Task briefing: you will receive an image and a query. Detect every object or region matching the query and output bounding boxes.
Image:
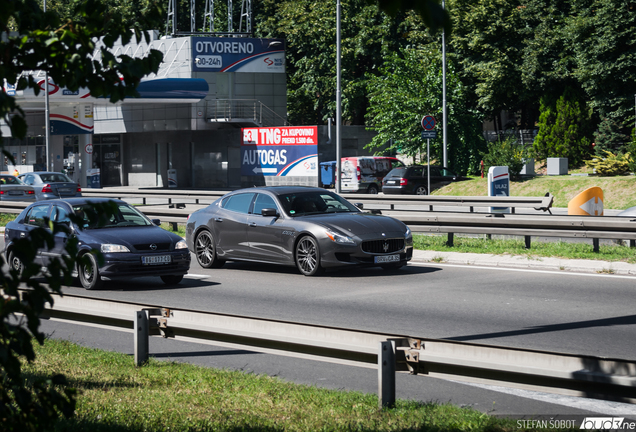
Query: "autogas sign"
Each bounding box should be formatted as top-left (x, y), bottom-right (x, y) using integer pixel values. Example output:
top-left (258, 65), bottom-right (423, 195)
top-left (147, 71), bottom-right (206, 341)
top-left (241, 126), bottom-right (317, 176)
top-left (192, 37), bottom-right (285, 73)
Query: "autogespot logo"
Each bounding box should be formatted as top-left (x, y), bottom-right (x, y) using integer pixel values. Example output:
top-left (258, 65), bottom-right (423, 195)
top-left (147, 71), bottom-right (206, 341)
top-left (580, 418), bottom-right (633, 430)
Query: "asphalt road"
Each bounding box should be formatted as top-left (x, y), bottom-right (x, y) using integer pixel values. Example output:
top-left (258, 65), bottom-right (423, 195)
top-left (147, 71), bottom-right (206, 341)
top-left (18, 249), bottom-right (636, 419)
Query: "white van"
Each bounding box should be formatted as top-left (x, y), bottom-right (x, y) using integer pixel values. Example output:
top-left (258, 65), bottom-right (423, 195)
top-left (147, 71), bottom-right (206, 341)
top-left (340, 156), bottom-right (404, 194)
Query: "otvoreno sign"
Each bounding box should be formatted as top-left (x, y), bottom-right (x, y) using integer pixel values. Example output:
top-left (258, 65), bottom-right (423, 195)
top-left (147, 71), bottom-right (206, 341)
top-left (241, 126), bottom-right (318, 177)
top-left (192, 37), bottom-right (285, 73)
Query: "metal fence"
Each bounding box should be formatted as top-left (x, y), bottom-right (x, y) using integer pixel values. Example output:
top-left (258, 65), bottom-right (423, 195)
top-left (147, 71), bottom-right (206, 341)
top-left (36, 291), bottom-right (636, 408)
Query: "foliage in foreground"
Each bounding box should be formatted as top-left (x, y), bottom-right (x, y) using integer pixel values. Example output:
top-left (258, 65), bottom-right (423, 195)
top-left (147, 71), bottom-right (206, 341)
top-left (23, 338), bottom-right (539, 432)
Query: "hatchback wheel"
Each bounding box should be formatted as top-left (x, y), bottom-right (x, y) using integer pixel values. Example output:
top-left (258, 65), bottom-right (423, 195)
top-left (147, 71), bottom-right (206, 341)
top-left (78, 253), bottom-right (103, 290)
top-left (195, 230), bottom-right (225, 268)
top-left (415, 185), bottom-right (428, 195)
top-left (295, 235), bottom-right (323, 276)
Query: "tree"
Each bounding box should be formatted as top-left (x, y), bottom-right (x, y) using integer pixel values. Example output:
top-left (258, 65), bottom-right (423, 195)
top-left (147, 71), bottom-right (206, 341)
top-left (364, 47), bottom-right (486, 175)
top-left (255, 0), bottom-right (449, 126)
top-left (532, 86), bottom-right (592, 167)
top-left (1, 1), bottom-right (163, 429)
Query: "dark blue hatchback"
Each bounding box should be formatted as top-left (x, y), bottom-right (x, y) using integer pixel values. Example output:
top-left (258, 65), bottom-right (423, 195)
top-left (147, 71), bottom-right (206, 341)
top-left (4, 198), bottom-right (190, 289)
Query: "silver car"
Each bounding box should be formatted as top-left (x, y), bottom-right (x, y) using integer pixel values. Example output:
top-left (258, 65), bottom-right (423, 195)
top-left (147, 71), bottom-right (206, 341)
top-left (18, 171), bottom-right (82, 201)
top-left (0, 174), bottom-right (36, 202)
top-left (185, 186), bottom-right (413, 276)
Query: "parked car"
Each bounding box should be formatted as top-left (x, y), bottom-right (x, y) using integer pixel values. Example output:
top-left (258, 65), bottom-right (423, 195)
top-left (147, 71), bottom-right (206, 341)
top-left (186, 186), bottom-right (413, 275)
top-left (340, 156), bottom-right (404, 194)
top-left (17, 171), bottom-right (81, 200)
top-left (0, 174), bottom-right (36, 202)
top-left (4, 198), bottom-right (190, 289)
top-left (382, 165), bottom-right (459, 195)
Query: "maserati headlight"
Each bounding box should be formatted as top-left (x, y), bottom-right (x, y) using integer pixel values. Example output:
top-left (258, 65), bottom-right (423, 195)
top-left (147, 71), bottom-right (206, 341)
top-left (101, 244), bottom-right (130, 253)
top-left (326, 230), bottom-right (355, 244)
top-left (175, 239), bottom-right (188, 250)
top-left (405, 226), bottom-right (412, 240)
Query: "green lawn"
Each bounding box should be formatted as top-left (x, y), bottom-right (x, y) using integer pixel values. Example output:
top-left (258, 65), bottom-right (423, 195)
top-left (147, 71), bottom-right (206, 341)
top-left (23, 338), bottom-right (558, 432)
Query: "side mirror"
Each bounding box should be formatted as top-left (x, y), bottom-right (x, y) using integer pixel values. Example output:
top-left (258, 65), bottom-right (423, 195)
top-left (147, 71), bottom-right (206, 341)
top-left (261, 208), bottom-right (279, 217)
top-left (151, 219), bottom-right (161, 226)
top-left (355, 203), bottom-right (364, 209)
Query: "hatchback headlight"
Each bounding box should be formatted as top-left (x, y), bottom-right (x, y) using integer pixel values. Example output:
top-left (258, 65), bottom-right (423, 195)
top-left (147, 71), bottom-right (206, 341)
top-left (326, 230), bottom-right (355, 244)
top-left (175, 239), bottom-right (188, 250)
top-left (101, 244), bottom-right (130, 253)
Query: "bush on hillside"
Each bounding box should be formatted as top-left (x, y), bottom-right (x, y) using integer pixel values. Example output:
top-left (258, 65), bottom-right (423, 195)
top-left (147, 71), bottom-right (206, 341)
top-left (584, 151), bottom-right (632, 176)
top-left (481, 137), bottom-right (526, 179)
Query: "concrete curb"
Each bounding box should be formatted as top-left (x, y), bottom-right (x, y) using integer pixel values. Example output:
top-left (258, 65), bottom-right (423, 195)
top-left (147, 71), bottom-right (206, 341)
top-left (411, 250), bottom-right (636, 276)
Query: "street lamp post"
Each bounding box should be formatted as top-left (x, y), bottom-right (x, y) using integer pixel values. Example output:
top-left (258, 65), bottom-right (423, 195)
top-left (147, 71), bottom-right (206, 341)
top-left (335, 0), bottom-right (342, 194)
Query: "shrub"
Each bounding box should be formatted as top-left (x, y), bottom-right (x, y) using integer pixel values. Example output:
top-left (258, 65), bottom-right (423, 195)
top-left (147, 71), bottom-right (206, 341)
top-left (481, 137), bottom-right (527, 179)
top-left (584, 151), bottom-right (632, 176)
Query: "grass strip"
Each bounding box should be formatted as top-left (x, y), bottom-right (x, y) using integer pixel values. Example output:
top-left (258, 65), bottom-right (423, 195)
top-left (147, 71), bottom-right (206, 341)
top-left (24, 338), bottom-right (562, 432)
top-left (414, 234), bottom-right (636, 263)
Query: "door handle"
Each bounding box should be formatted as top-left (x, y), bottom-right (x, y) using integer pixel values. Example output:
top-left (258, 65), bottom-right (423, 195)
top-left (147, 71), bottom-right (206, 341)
top-left (214, 218), bottom-right (223, 222)
top-left (249, 222), bottom-right (257, 227)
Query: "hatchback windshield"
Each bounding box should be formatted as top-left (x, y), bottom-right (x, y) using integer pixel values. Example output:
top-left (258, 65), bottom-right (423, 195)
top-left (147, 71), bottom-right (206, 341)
top-left (278, 191), bottom-right (359, 216)
top-left (73, 203), bottom-right (153, 229)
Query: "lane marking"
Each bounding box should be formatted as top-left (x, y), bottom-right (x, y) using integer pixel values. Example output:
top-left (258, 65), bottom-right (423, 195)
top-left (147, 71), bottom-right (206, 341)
top-left (410, 262), bottom-right (636, 279)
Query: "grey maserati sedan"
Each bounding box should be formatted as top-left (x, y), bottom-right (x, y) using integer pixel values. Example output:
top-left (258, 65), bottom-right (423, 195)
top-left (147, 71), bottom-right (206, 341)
top-left (185, 186), bottom-right (413, 276)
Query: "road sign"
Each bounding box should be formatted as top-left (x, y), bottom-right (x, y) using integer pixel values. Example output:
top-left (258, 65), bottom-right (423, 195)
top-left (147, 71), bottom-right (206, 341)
top-left (85, 144), bottom-right (93, 154)
top-left (421, 130), bottom-right (437, 139)
top-left (421, 115), bottom-right (436, 130)
top-left (568, 187), bottom-right (604, 216)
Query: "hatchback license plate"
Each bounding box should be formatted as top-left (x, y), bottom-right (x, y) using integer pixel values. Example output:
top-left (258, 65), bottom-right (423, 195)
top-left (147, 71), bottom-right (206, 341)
top-left (374, 254), bottom-right (400, 264)
top-left (142, 255), bottom-right (171, 265)
top-left (386, 180), bottom-right (396, 185)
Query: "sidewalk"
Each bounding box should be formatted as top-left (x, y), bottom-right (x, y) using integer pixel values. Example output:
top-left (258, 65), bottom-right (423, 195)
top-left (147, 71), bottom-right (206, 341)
top-left (411, 249), bottom-right (636, 276)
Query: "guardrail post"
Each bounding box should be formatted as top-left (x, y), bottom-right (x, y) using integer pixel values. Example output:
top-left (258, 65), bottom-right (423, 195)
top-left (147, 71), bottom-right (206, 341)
top-left (524, 235), bottom-right (531, 249)
top-left (134, 310), bottom-right (149, 366)
top-left (593, 238), bottom-right (599, 253)
top-left (446, 233), bottom-right (454, 247)
top-left (378, 340), bottom-right (396, 409)
top-left (631, 240), bottom-right (636, 248)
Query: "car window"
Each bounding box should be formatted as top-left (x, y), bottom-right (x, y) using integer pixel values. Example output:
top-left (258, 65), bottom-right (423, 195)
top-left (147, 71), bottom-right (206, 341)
top-left (52, 205), bottom-right (72, 223)
top-left (391, 160), bottom-right (405, 169)
top-left (387, 168), bottom-right (407, 177)
top-left (22, 175), bottom-right (34, 185)
top-left (279, 191), bottom-right (358, 216)
top-left (252, 193), bottom-right (278, 215)
top-left (222, 193), bottom-right (255, 214)
top-left (40, 173), bottom-right (72, 183)
top-left (430, 167), bottom-right (441, 176)
top-left (25, 204), bottom-right (50, 227)
top-left (409, 167), bottom-right (424, 177)
top-left (439, 168), bottom-right (456, 178)
top-left (1, 176), bottom-right (20, 185)
top-left (72, 203), bottom-right (152, 229)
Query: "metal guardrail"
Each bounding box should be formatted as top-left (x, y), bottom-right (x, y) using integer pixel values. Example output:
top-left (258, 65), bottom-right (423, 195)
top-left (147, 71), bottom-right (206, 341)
top-left (35, 291), bottom-right (636, 407)
top-left (3, 192), bottom-right (632, 250)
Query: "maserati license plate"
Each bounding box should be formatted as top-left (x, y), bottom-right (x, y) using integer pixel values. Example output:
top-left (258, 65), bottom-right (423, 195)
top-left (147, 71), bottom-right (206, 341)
top-left (374, 254), bottom-right (400, 264)
top-left (142, 255), bottom-right (171, 265)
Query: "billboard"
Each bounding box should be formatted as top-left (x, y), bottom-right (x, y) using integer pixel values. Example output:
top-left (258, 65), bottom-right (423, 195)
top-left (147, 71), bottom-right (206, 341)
top-left (192, 37), bottom-right (285, 73)
top-left (50, 104), bottom-right (94, 135)
top-left (241, 126), bottom-right (317, 176)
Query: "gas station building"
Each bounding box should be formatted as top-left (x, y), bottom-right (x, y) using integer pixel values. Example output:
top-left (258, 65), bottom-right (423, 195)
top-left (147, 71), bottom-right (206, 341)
top-left (2, 32), bottom-right (377, 189)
